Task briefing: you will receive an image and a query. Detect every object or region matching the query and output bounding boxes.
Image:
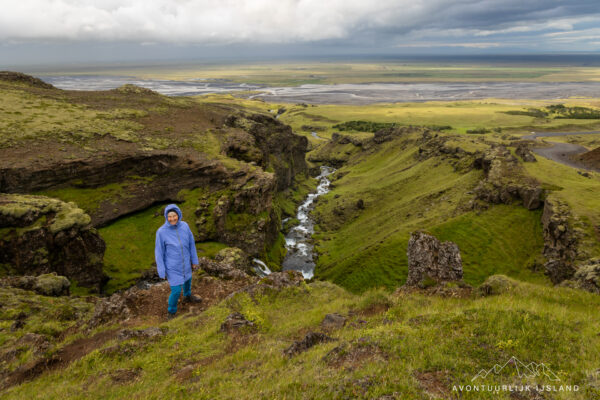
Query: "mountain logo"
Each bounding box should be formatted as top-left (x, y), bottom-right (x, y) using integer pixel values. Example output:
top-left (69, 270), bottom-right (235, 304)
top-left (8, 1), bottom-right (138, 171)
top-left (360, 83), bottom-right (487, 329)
top-left (471, 356), bottom-right (561, 382)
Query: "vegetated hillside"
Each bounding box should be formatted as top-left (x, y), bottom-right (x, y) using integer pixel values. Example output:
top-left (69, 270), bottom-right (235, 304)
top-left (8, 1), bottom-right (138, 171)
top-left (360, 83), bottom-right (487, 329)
top-left (308, 126), bottom-right (600, 293)
top-left (0, 72), bottom-right (309, 292)
top-left (1, 272), bottom-right (599, 399)
top-left (574, 145), bottom-right (600, 170)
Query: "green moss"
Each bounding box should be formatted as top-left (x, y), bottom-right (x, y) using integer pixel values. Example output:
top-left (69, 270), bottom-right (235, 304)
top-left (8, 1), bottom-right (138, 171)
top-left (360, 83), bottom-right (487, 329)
top-left (99, 203), bottom-right (166, 294)
top-left (0, 88), bottom-right (144, 148)
top-left (264, 232), bottom-right (286, 272)
top-left (49, 202), bottom-right (91, 233)
top-left (430, 205), bottom-right (547, 286)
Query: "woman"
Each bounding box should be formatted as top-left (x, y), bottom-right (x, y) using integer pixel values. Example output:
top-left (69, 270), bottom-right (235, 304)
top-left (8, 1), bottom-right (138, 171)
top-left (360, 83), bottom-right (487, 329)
top-left (155, 204), bottom-right (202, 319)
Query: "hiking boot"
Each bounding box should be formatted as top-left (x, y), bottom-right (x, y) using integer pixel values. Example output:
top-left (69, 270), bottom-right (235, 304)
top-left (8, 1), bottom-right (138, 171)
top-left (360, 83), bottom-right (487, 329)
top-left (183, 294), bottom-right (203, 304)
top-left (167, 312), bottom-right (176, 320)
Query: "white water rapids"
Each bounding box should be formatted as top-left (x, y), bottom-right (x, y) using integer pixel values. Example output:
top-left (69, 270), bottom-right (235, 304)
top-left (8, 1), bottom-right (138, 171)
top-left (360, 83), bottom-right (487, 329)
top-left (281, 166), bottom-right (336, 279)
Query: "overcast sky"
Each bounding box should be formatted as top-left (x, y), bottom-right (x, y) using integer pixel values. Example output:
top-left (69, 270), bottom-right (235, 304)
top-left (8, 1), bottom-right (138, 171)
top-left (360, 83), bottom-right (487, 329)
top-left (1, 0), bottom-right (599, 66)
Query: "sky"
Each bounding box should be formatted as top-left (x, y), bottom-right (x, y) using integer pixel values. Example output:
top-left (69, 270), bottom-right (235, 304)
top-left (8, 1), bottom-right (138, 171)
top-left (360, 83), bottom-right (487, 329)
top-left (1, 0), bottom-right (599, 66)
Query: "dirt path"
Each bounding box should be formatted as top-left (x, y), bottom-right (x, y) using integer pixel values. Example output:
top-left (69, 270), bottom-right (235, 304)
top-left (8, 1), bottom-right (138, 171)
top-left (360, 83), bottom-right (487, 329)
top-left (522, 131), bottom-right (600, 172)
top-left (1, 273), bottom-right (256, 391)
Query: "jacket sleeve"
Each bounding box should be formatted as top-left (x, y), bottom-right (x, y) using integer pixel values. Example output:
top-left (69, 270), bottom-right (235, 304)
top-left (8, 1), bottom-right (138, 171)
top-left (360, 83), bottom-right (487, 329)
top-left (188, 226), bottom-right (199, 265)
top-left (155, 230), bottom-right (166, 279)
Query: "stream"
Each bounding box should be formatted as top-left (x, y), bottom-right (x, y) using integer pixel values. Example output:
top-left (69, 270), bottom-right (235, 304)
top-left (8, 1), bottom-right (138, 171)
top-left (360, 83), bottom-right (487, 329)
top-left (281, 166), bottom-right (336, 279)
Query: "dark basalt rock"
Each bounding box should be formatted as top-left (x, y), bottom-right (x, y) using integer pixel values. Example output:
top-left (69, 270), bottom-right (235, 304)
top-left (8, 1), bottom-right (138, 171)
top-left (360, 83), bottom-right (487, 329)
top-left (561, 258), bottom-right (600, 294)
top-left (473, 145), bottom-right (544, 210)
top-left (321, 313), bottom-right (347, 330)
top-left (283, 332), bottom-right (335, 356)
top-left (220, 312), bottom-right (256, 333)
top-left (541, 198), bottom-right (578, 284)
top-left (0, 71), bottom-right (55, 89)
top-left (515, 143), bottom-right (537, 162)
top-left (406, 231), bottom-right (463, 287)
top-left (198, 256), bottom-right (250, 280)
top-left (0, 194), bottom-right (106, 291)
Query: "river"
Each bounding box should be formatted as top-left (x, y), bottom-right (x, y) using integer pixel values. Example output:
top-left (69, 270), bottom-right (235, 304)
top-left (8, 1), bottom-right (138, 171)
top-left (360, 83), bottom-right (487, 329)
top-left (39, 75), bottom-right (600, 105)
top-left (281, 166), bottom-right (336, 279)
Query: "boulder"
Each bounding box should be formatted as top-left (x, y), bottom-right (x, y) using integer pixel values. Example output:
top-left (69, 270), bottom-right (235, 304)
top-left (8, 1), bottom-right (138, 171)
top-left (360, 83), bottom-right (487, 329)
top-left (230, 270), bottom-right (305, 298)
top-left (541, 198), bottom-right (578, 284)
top-left (118, 327), bottom-right (166, 341)
top-left (214, 247), bottom-right (253, 274)
top-left (321, 313), bottom-right (347, 330)
top-left (283, 332), bottom-right (335, 357)
top-left (561, 259), bottom-right (600, 294)
top-left (33, 273), bottom-right (70, 296)
top-left (220, 312), bottom-right (256, 333)
top-left (406, 231), bottom-right (463, 287)
top-left (477, 275), bottom-right (517, 296)
top-left (3, 273), bottom-right (70, 296)
top-left (198, 256), bottom-right (250, 280)
top-left (88, 293), bottom-right (131, 328)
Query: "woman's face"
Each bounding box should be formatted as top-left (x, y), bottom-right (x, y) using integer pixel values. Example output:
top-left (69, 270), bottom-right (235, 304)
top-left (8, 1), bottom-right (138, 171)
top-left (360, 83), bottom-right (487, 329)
top-left (167, 211), bottom-right (179, 225)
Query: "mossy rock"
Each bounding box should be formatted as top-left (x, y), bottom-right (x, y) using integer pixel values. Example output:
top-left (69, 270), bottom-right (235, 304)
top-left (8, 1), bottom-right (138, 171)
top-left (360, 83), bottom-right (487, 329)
top-left (477, 274), bottom-right (517, 296)
top-left (215, 247), bottom-right (252, 273)
top-left (33, 273), bottom-right (70, 296)
top-left (0, 194), bottom-right (91, 234)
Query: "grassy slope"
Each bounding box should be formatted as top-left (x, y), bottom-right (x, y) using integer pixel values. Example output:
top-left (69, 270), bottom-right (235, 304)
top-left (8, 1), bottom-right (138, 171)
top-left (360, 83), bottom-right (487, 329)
top-left (3, 278), bottom-right (600, 399)
top-left (279, 100), bottom-right (600, 139)
top-left (311, 132), bottom-right (549, 293)
top-left (523, 156), bottom-right (600, 260)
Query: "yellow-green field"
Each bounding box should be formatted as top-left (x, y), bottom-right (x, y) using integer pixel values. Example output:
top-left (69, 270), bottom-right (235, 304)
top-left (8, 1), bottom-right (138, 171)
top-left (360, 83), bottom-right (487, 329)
top-left (196, 94), bottom-right (600, 143)
top-left (39, 62), bottom-right (600, 86)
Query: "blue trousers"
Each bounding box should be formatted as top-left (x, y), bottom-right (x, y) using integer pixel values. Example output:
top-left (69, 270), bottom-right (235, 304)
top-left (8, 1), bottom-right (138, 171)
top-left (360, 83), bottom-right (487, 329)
top-left (168, 278), bottom-right (192, 314)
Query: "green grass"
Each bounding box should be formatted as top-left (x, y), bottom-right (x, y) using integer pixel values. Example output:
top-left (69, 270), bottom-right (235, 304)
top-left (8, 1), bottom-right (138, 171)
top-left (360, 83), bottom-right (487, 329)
top-left (430, 205), bottom-right (547, 286)
top-left (2, 278), bottom-right (600, 399)
top-left (36, 182), bottom-right (131, 215)
top-left (99, 204), bottom-right (166, 293)
top-left (0, 88), bottom-right (143, 148)
top-left (523, 156), bottom-right (600, 260)
top-left (309, 129), bottom-right (552, 293)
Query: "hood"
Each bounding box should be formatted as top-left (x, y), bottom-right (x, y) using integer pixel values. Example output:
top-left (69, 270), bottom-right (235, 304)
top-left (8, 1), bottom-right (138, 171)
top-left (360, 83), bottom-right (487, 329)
top-left (164, 204), bottom-right (182, 226)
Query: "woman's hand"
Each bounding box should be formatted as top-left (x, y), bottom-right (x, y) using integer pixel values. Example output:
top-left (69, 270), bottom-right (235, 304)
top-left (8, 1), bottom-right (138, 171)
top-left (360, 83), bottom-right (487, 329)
top-left (192, 264), bottom-right (200, 271)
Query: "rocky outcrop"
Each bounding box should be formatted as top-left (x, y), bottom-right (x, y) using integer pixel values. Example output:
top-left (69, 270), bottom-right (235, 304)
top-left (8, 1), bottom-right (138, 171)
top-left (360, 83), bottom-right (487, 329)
top-left (87, 292), bottom-right (131, 328)
top-left (283, 332), bottom-right (335, 357)
top-left (406, 231), bottom-right (463, 287)
top-left (375, 126), bottom-right (419, 144)
top-left (0, 71), bottom-right (55, 89)
top-left (1, 273), bottom-right (71, 296)
top-left (574, 146), bottom-right (600, 171)
top-left (0, 153), bottom-right (235, 227)
top-left (232, 270), bottom-right (305, 298)
top-left (0, 194), bottom-right (106, 291)
top-left (477, 275), bottom-right (517, 296)
top-left (214, 247), bottom-right (253, 274)
top-left (514, 142), bottom-right (537, 162)
top-left (220, 312), bottom-right (256, 333)
top-left (193, 170), bottom-right (282, 255)
top-left (321, 313), bottom-right (347, 330)
top-left (224, 113), bottom-right (308, 191)
top-left (473, 145), bottom-right (543, 210)
top-left (198, 256), bottom-right (251, 280)
top-left (541, 198), bottom-right (578, 284)
top-left (561, 258), bottom-right (600, 294)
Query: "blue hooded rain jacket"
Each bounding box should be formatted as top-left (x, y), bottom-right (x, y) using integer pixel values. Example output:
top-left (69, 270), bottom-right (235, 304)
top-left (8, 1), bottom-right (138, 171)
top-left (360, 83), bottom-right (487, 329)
top-left (155, 204), bottom-right (199, 286)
